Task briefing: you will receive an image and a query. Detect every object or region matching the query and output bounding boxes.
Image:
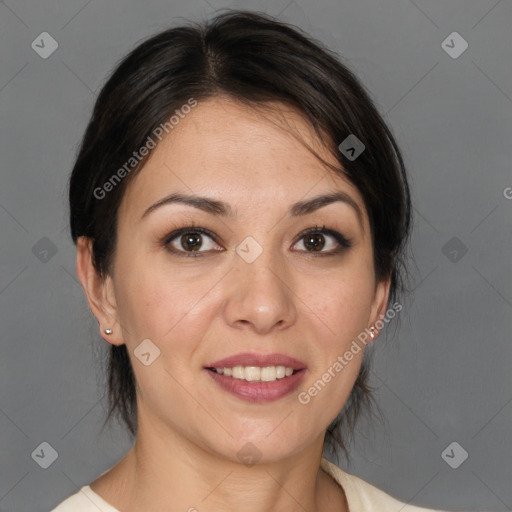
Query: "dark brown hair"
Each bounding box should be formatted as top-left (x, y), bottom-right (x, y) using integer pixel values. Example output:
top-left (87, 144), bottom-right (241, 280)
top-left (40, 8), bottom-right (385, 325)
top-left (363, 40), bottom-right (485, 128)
top-left (69, 9), bottom-right (411, 459)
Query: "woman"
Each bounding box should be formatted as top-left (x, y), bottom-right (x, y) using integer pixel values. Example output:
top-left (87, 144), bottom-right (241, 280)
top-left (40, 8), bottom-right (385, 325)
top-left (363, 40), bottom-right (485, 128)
top-left (52, 10), bottom-right (448, 512)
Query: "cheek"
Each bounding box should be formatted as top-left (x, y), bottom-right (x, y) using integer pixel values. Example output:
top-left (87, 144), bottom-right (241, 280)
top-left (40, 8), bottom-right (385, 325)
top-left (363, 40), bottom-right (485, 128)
top-left (295, 268), bottom-right (374, 413)
top-left (113, 252), bottom-right (218, 351)
top-left (114, 271), bottom-right (170, 337)
top-left (112, 264), bottom-right (214, 399)
top-left (304, 266), bottom-right (376, 341)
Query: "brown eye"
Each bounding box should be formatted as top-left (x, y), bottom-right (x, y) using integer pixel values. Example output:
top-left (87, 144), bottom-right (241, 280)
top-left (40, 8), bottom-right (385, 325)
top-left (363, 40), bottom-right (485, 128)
top-left (180, 232), bottom-right (203, 252)
top-left (303, 233), bottom-right (326, 252)
top-left (164, 227), bottom-right (222, 257)
top-left (293, 225), bottom-right (352, 255)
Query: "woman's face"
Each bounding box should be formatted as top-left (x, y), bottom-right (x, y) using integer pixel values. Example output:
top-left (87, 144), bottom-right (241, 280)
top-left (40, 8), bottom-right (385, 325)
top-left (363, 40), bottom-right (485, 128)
top-left (102, 97), bottom-right (389, 463)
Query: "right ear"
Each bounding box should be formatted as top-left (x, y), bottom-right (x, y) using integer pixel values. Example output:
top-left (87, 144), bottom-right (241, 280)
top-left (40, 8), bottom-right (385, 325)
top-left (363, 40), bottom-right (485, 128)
top-left (76, 236), bottom-right (124, 346)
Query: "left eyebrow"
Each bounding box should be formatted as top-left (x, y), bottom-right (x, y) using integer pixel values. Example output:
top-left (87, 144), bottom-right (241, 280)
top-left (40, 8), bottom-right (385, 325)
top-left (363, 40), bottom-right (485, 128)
top-left (289, 192), bottom-right (363, 229)
top-left (141, 191), bottom-right (364, 229)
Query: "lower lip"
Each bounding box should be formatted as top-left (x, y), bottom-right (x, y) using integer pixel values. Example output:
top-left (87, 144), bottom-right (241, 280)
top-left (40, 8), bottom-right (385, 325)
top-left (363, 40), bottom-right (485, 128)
top-left (204, 368), bottom-right (307, 403)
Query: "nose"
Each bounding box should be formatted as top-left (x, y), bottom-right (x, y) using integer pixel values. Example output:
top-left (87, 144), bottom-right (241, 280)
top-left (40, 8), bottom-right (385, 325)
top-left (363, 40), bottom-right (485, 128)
top-left (222, 246), bottom-right (297, 335)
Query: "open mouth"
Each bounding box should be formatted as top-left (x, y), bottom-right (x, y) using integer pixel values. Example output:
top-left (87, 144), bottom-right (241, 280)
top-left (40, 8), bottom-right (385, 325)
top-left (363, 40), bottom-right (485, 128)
top-left (205, 366), bottom-right (303, 383)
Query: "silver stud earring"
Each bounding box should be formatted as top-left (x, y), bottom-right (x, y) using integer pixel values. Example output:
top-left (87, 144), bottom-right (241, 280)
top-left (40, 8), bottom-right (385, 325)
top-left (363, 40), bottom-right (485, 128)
top-left (104, 328), bottom-right (112, 335)
top-left (369, 326), bottom-right (376, 340)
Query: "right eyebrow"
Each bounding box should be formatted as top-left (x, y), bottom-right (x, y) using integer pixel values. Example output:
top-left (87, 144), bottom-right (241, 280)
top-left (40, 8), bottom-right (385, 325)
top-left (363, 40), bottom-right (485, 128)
top-left (141, 193), bottom-right (235, 220)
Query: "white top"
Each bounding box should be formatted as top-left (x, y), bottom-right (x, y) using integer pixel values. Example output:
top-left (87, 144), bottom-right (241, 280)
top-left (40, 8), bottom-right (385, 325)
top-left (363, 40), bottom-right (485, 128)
top-left (51, 456), bottom-right (448, 511)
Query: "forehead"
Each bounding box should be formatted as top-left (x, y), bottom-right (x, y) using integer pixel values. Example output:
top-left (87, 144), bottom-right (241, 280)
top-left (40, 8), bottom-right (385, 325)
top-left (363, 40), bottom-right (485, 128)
top-left (119, 96), bottom-right (367, 223)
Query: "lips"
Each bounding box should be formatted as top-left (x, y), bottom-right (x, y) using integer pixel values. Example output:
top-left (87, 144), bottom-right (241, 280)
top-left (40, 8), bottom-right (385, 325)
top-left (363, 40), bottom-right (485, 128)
top-left (203, 352), bottom-right (307, 403)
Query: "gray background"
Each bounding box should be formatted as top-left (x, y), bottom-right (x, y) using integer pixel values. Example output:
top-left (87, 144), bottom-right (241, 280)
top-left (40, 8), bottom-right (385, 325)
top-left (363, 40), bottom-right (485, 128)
top-left (0, 0), bottom-right (511, 510)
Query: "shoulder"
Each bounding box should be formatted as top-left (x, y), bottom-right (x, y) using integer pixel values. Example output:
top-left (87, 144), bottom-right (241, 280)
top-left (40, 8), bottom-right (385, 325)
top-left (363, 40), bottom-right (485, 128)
top-left (51, 485), bottom-right (119, 512)
top-left (320, 457), bottom-right (449, 512)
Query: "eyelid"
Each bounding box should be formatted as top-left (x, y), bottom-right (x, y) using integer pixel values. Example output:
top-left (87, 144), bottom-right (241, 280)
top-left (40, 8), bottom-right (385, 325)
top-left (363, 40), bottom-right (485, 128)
top-left (161, 223), bottom-right (352, 257)
top-left (162, 224), bottom-right (217, 246)
top-left (161, 224), bottom-right (221, 257)
top-left (293, 224), bottom-right (353, 253)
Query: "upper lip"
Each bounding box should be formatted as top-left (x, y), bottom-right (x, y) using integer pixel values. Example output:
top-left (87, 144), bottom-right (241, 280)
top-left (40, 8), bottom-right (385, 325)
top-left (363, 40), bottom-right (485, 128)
top-left (205, 352), bottom-right (307, 370)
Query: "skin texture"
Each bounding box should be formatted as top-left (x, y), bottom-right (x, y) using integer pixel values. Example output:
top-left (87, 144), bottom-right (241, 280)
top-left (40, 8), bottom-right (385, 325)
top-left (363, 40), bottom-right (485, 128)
top-left (76, 96), bottom-right (390, 512)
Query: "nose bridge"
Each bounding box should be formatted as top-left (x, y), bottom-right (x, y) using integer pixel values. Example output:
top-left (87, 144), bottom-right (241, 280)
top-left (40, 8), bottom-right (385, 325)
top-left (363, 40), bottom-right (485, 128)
top-left (237, 235), bottom-right (288, 297)
top-left (224, 234), bottom-right (296, 332)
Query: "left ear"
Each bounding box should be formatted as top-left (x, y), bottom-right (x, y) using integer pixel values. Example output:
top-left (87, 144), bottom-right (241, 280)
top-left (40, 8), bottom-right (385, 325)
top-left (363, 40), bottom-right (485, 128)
top-left (368, 276), bottom-right (392, 340)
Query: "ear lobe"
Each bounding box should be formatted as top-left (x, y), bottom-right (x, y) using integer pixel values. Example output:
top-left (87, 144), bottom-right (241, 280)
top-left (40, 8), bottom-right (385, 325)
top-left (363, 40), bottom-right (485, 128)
top-left (368, 276), bottom-right (392, 341)
top-left (76, 236), bottom-right (124, 346)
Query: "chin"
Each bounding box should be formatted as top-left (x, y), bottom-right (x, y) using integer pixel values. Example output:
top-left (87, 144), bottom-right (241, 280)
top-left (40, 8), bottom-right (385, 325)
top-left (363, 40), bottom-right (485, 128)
top-left (209, 426), bottom-right (308, 466)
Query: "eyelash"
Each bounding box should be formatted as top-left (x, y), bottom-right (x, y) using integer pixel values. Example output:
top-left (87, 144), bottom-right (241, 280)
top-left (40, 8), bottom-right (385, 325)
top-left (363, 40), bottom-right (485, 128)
top-left (161, 222), bottom-right (353, 259)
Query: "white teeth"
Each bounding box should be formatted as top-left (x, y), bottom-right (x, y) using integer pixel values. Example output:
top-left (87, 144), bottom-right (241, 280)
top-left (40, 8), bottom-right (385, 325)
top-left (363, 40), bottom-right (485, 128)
top-left (261, 366), bottom-right (276, 381)
top-left (214, 365), bottom-right (296, 382)
top-left (244, 367), bottom-right (260, 382)
top-left (232, 366), bottom-right (244, 379)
